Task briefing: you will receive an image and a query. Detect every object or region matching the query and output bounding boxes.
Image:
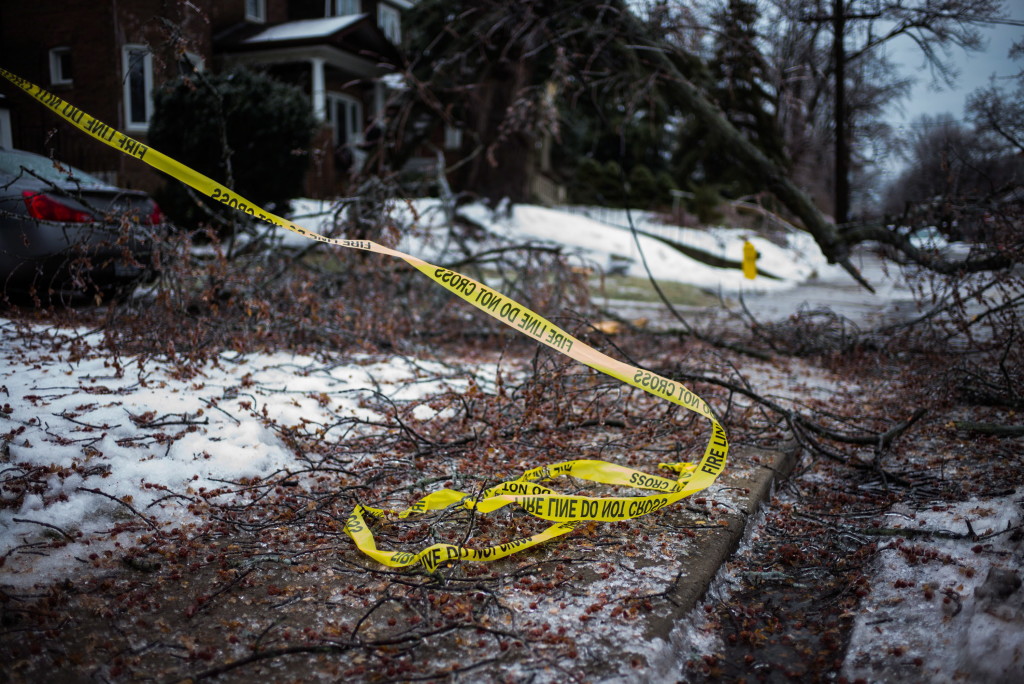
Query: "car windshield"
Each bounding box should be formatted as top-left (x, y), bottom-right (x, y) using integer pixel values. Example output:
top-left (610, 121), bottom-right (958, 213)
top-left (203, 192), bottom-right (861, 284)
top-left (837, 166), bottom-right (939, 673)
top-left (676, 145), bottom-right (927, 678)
top-left (0, 149), bottom-right (114, 189)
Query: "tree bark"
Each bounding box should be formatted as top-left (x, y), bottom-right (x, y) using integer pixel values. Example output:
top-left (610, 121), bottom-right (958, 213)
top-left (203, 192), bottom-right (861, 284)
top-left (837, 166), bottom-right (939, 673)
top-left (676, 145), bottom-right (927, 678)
top-left (459, 49), bottom-right (536, 204)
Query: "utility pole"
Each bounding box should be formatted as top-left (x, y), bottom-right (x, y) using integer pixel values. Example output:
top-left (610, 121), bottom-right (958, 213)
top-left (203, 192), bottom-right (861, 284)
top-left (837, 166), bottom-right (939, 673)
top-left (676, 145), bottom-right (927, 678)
top-left (832, 0), bottom-right (849, 225)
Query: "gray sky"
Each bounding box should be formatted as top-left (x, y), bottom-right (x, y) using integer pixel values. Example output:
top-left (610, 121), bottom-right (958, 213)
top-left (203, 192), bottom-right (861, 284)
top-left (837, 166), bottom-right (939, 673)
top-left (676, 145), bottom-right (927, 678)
top-left (888, 18), bottom-right (1021, 128)
top-left (875, 17), bottom-right (1021, 181)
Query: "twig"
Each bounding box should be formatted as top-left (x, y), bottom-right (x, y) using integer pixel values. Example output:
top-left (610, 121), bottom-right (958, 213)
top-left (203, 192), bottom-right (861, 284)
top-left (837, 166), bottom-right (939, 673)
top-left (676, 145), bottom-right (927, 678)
top-left (681, 372), bottom-right (927, 449)
top-left (200, 398), bottom-right (241, 425)
top-left (189, 643), bottom-right (355, 681)
top-left (126, 410), bottom-right (210, 429)
top-left (11, 517), bottom-right (77, 541)
top-left (862, 526), bottom-right (969, 540)
top-left (621, 205), bottom-right (772, 360)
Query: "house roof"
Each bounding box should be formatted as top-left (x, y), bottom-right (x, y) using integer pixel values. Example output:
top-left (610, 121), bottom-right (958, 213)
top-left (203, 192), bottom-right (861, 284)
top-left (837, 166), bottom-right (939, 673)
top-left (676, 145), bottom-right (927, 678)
top-left (241, 15), bottom-right (364, 44)
top-left (217, 14), bottom-right (400, 64)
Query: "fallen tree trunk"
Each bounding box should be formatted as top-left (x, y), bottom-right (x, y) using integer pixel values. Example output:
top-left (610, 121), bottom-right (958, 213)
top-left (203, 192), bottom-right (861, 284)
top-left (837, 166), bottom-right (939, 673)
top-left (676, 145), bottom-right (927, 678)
top-left (614, 11), bottom-right (875, 289)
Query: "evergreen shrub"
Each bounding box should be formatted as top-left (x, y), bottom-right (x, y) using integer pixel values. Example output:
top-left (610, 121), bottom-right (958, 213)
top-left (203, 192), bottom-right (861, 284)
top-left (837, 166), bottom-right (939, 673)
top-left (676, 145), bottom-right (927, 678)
top-left (148, 68), bottom-right (317, 228)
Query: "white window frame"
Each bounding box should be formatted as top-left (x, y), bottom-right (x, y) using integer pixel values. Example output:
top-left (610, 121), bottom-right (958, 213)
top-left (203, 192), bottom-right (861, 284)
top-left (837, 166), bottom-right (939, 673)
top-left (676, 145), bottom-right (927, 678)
top-left (326, 0), bottom-right (360, 16)
top-left (122, 45), bottom-right (154, 132)
top-left (327, 92), bottom-right (363, 147)
top-left (378, 3), bottom-right (401, 43)
top-left (49, 47), bottom-right (73, 85)
top-left (245, 0), bottom-right (266, 23)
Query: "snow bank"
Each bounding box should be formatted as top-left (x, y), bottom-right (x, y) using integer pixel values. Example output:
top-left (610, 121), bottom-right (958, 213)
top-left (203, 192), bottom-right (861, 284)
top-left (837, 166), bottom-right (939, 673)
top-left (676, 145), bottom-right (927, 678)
top-left (286, 199), bottom-right (826, 293)
top-left (463, 203), bottom-right (823, 292)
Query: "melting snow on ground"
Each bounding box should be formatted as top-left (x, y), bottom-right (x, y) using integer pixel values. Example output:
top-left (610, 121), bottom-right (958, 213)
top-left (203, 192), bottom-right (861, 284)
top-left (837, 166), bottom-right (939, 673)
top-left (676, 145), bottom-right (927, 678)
top-left (0, 320), bottom-right (493, 589)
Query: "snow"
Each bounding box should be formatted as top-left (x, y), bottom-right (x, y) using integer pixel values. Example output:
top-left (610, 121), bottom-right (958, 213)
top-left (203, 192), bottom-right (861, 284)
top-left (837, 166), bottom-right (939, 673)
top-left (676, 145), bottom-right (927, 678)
top-left (286, 198), bottom-right (829, 294)
top-left (908, 226), bottom-right (973, 259)
top-left (241, 15), bottom-right (364, 43)
top-left (465, 204), bottom-right (822, 293)
top-left (3, 200), bottom-right (1015, 678)
top-left (0, 320), bottom-right (493, 588)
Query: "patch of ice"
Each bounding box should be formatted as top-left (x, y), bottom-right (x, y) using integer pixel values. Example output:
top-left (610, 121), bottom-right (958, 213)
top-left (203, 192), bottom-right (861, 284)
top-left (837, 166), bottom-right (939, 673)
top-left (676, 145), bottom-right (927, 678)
top-left (843, 488), bottom-right (1024, 683)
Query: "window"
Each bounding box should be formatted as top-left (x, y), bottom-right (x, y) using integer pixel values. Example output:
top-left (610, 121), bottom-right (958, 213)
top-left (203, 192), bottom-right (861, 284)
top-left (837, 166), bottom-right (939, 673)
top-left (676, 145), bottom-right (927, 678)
top-left (245, 0), bottom-right (266, 23)
top-left (327, 92), bottom-right (363, 147)
top-left (122, 45), bottom-right (153, 131)
top-left (326, 0), bottom-right (360, 16)
top-left (378, 4), bottom-right (401, 43)
top-left (49, 47), bottom-right (73, 85)
top-left (444, 125), bottom-right (463, 150)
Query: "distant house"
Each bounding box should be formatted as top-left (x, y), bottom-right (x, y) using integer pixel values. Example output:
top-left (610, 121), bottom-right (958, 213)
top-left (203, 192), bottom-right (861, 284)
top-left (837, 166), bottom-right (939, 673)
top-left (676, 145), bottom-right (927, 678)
top-left (0, 0), bottom-right (410, 197)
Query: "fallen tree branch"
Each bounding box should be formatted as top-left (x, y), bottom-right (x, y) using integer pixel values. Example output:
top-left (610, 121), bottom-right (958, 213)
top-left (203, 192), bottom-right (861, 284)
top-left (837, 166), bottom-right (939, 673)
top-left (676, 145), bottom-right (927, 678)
top-left (679, 373), bottom-right (926, 449)
top-left (839, 222), bottom-right (1018, 275)
top-left (861, 526), bottom-right (970, 540)
top-left (76, 486), bottom-right (160, 531)
top-left (953, 422), bottom-right (1024, 437)
top-left (11, 517), bottom-right (77, 541)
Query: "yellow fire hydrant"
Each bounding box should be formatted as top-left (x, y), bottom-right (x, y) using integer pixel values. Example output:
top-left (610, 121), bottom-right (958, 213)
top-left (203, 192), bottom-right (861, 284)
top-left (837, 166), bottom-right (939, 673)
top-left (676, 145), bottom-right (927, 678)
top-left (742, 240), bottom-right (758, 280)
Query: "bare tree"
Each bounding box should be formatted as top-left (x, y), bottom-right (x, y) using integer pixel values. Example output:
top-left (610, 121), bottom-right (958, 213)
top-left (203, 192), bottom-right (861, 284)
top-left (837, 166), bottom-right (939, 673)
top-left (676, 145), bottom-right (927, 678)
top-left (882, 115), bottom-right (1016, 228)
top-left (779, 0), bottom-right (1004, 224)
top-left (396, 0), bottom-right (1019, 283)
top-left (967, 38), bottom-right (1024, 155)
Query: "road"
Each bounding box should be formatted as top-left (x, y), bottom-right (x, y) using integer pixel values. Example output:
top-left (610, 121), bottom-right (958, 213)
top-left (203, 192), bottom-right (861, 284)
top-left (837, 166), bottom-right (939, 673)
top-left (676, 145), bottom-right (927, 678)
top-left (734, 249), bottom-right (920, 326)
top-left (601, 249), bottom-right (925, 334)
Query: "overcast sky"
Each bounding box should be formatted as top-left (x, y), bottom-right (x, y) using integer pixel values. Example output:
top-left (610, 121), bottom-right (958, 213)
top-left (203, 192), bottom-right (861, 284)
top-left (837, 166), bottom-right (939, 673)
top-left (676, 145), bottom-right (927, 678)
top-left (887, 18), bottom-right (1021, 128)
top-left (873, 16), bottom-right (1021, 182)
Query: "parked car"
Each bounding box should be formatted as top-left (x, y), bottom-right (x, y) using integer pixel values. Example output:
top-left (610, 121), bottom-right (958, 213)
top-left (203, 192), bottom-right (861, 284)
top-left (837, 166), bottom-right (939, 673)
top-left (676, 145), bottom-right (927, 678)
top-left (906, 226), bottom-right (973, 260)
top-left (0, 147), bottom-right (165, 304)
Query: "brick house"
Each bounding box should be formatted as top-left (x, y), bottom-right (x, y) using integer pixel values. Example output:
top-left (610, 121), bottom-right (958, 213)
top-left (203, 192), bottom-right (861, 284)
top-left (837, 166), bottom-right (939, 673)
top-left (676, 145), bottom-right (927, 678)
top-left (0, 0), bottom-right (410, 197)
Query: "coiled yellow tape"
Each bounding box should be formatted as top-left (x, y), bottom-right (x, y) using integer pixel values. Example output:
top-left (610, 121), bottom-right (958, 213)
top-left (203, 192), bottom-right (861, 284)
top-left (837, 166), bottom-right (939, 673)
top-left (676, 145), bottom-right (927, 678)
top-left (2, 69), bottom-right (728, 571)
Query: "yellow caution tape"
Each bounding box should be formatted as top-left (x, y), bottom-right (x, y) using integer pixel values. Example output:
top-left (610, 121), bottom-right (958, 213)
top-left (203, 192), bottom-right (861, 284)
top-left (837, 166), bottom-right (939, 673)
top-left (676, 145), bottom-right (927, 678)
top-left (1, 69), bottom-right (729, 572)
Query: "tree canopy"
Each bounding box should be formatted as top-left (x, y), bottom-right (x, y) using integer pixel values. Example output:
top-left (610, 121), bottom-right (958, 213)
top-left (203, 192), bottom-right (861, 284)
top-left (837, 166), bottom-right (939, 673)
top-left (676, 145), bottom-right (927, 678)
top-left (394, 0), bottom-right (1020, 283)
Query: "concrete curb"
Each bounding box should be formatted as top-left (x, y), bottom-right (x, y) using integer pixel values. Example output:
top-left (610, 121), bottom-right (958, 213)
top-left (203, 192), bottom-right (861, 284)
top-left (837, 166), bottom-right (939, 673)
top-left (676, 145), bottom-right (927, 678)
top-left (571, 442), bottom-right (802, 681)
top-left (664, 442), bottom-right (800, 616)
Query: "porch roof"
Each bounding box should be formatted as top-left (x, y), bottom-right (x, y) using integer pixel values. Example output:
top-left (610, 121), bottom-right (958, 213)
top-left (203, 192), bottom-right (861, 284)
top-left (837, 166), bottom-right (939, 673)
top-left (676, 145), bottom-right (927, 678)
top-left (217, 14), bottom-right (399, 64)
